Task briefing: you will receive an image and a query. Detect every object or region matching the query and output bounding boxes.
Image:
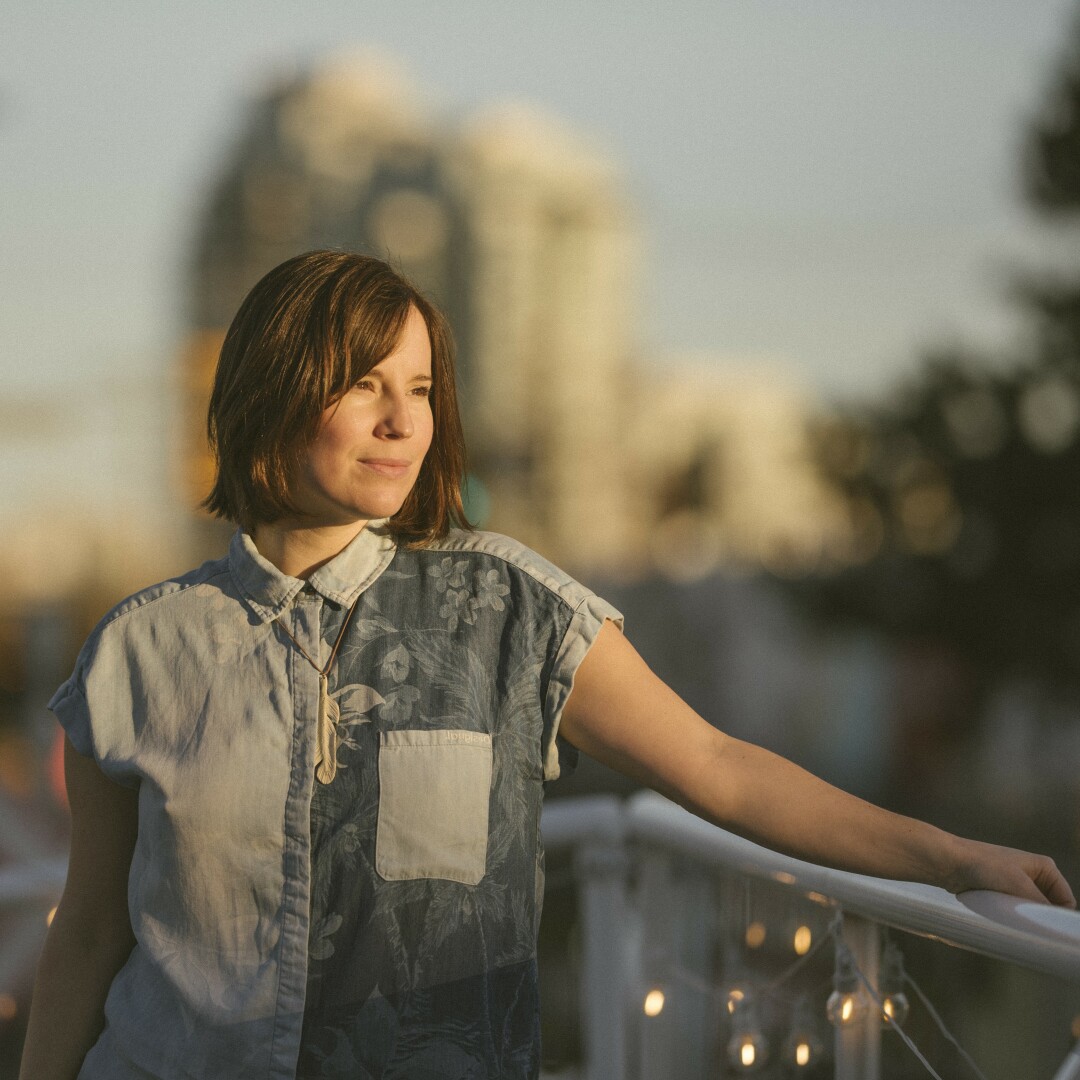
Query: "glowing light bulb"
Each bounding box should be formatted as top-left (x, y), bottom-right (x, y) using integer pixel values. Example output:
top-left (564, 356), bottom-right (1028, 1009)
top-left (744, 921), bottom-right (767, 949)
top-left (826, 988), bottom-right (866, 1026)
top-left (827, 948), bottom-right (868, 1027)
top-left (879, 941), bottom-right (910, 1028)
top-left (792, 925), bottom-right (812, 955)
top-left (643, 988), bottom-right (665, 1017)
top-left (727, 996), bottom-right (768, 1071)
top-left (881, 992), bottom-right (910, 1027)
top-left (726, 1028), bottom-right (767, 1071)
top-left (784, 992), bottom-right (825, 1067)
top-left (725, 986), bottom-right (747, 1015)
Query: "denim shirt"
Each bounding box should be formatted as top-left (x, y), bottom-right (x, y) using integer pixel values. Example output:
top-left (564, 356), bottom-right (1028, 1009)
top-left (50, 524), bottom-right (622, 1080)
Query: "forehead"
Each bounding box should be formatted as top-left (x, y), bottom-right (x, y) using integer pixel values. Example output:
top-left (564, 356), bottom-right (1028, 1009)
top-left (367, 308), bottom-right (432, 374)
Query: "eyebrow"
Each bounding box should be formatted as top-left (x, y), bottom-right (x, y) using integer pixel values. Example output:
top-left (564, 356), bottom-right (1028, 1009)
top-left (360, 369), bottom-right (433, 383)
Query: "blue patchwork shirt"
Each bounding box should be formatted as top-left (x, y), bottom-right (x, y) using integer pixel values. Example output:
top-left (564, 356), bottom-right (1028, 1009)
top-left (50, 524), bottom-right (622, 1080)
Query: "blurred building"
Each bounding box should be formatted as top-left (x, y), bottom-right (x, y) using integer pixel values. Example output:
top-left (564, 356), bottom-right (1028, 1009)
top-left (181, 51), bottom-right (842, 580)
top-left (628, 362), bottom-right (848, 581)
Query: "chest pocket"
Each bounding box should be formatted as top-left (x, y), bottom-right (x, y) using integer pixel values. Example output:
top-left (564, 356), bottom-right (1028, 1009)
top-left (375, 729), bottom-right (492, 885)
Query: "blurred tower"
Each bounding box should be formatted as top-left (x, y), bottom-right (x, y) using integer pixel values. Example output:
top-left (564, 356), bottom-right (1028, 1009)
top-left (190, 54), bottom-right (470, 341)
top-left (455, 105), bottom-right (637, 573)
top-left (182, 52), bottom-right (638, 574)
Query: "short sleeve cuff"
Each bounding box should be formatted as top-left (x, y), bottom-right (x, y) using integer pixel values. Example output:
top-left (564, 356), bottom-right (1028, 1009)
top-left (542, 594), bottom-right (624, 781)
top-left (48, 677), bottom-right (95, 760)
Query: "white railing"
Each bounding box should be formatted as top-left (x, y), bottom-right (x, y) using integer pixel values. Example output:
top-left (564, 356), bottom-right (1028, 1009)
top-left (542, 791), bottom-right (1080, 1080)
top-left (4, 800), bottom-right (1079, 1079)
top-left (0, 855), bottom-right (66, 1027)
top-left (0, 860), bottom-right (67, 909)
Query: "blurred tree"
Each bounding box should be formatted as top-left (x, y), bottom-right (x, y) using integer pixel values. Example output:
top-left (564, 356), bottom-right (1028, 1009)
top-left (802, 355), bottom-right (1080, 688)
top-left (794, 8), bottom-right (1080, 699)
top-left (1024, 6), bottom-right (1080, 214)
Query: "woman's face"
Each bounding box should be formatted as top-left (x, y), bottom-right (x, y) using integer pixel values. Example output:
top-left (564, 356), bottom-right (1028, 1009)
top-left (291, 305), bottom-right (435, 528)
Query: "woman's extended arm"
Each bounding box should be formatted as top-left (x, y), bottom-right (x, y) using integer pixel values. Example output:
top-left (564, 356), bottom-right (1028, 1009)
top-left (559, 622), bottom-right (1075, 907)
top-left (18, 737), bottom-right (139, 1080)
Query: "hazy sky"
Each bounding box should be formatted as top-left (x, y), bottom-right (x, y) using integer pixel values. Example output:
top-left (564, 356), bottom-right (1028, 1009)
top-left (2, 0), bottom-right (1079, 522)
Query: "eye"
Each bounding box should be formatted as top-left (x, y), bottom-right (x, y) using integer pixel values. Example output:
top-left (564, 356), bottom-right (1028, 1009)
top-left (411, 384), bottom-right (432, 398)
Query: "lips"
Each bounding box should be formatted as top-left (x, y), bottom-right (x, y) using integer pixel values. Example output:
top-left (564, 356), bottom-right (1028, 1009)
top-left (360, 458), bottom-right (412, 478)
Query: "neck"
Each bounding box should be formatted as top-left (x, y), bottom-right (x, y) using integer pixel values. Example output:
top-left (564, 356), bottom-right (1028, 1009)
top-left (252, 518), bottom-right (369, 579)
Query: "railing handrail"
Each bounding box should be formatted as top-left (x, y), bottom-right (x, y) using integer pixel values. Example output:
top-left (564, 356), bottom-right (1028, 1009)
top-left (8, 802), bottom-right (1079, 984)
top-left (0, 858), bottom-right (68, 906)
top-left (542, 791), bottom-right (1080, 985)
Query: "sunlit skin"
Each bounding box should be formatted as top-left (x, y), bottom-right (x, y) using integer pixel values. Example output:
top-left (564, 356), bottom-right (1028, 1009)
top-left (254, 305), bottom-right (434, 579)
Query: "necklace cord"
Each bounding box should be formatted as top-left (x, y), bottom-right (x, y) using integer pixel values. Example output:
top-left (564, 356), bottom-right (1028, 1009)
top-left (276, 591), bottom-right (362, 676)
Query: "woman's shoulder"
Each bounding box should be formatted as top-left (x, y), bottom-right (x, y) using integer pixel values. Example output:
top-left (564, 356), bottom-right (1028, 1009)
top-left (417, 529), bottom-right (597, 608)
top-left (84, 553), bottom-right (233, 643)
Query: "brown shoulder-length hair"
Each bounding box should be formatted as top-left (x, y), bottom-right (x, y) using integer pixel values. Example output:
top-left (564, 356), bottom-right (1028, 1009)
top-left (203, 250), bottom-right (471, 544)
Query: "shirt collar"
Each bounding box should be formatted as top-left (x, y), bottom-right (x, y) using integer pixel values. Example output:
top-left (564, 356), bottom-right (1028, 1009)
top-left (228, 521), bottom-right (397, 623)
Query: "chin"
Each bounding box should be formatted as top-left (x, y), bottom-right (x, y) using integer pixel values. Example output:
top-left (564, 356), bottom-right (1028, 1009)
top-left (354, 498), bottom-right (409, 521)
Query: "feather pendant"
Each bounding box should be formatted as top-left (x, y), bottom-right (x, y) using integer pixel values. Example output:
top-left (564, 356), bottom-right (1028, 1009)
top-left (315, 673), bottom-right (340, 784)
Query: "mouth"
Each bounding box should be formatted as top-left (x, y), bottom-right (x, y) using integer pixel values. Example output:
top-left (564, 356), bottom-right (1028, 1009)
top-left (360, 458), bottom-right (412, 478)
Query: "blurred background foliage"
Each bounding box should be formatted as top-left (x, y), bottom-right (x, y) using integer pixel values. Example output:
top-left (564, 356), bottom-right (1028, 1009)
top-left (794, 17), bottom-right (1080, 701)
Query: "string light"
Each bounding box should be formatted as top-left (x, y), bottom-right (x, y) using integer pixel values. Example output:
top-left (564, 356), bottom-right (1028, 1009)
top-left (782, 995), bottom-right (825, 1070)
top-left (879, 941), bottom-right (910, 1028)
top-left (726, 997), bottom-right (768, 1072)
top-left (642, 986), bottom-right (666, 1018)
top-left (827, 945), bottom-right (868, 1028)
top-left (639, 938), bottom-right (672, 1020)
top-left (632, 870), bottom-right (994, 1080)
top-left (792, 924), bottom-right (813, 956)
top-left (740, 881), bottom-right (767, 950)
top-left (723, 982), bottom-right (749, 1016)
top-left (744, 921), bottom-right (767, 949)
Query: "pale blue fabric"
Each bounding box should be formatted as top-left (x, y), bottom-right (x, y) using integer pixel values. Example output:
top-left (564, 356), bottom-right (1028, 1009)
top-left (50, 524), bottom-right (622, 1080)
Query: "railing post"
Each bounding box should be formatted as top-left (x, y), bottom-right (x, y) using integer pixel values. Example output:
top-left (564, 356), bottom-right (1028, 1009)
top-left (835, 913), bottom-right (881, 1080)
top-left (574, 829), bottom-right (630, 1080)
top-left (636, 847), bottom-right (676, 1080)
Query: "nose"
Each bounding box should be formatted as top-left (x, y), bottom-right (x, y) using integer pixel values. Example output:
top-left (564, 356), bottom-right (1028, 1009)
top-left (376, 389), bottom-right (415, 439)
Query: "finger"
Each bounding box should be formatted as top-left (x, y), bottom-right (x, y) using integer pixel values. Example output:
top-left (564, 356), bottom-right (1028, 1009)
top-left (1031, 860), bottom-right (1077, 909)
top-left (1004, 870), bottom-right (1054, 906)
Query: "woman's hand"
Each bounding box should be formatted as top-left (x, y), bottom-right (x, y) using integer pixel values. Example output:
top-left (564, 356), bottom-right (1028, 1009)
top-left (560, 621), bottom-right (1077, 908)
top-left (943, 836), bottom-right (1076, 907)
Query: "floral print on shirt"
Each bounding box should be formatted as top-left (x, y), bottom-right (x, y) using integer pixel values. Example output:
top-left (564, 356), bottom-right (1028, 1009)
top-left (298, 539), bottom-right (598, 1079)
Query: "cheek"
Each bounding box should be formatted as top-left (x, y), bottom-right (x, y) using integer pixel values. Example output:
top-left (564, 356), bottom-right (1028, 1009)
top-left (300, 429), bottom-right (353, 490)
top-left (310, 414), bottom-right (359, 460)
top-left (304, 440), bottom-right (338, 477)
top-left (417, 407), bottom-right (435, 457)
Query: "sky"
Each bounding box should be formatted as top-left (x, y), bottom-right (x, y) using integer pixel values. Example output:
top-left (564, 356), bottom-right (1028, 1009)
top-left (2, 0), bottom-right (1079, 527)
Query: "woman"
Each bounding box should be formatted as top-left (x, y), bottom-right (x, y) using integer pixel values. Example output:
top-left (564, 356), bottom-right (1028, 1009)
top-left (19, 251), bottom-right (1074, 1080)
